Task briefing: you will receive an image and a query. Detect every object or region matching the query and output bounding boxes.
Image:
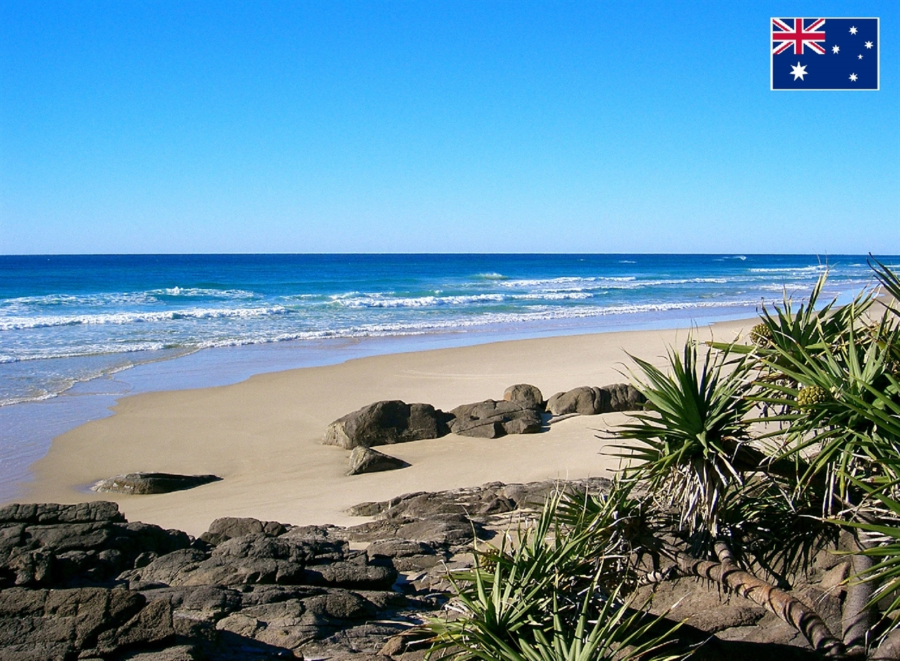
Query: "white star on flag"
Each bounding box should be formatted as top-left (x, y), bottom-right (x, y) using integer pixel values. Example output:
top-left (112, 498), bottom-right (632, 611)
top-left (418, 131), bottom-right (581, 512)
top-left (865, 41), bottom-right (874, 49)
top-left (790, 62), bottom-right (808, 80)
top-left (850, 73), bottom-right (858, 82)
top-left (850, 26), bottom-right (858, 34)
top-left (832, 45), bottom-right (840, 54)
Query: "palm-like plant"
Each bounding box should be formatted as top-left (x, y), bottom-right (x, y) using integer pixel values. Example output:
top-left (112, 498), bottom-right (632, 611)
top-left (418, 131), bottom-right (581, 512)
top-left (871, 255), bottom-right (900, 319)
top-left (614, 337), bottom-right (845, 655)
top-left (752, 310), bottom-right (900, 510)
top-left (427, 260), bottom-right (900, 660)
top-left (425, 489), bottom-right (685, 661)
top-left (615, 340), bottom-right (754, 538)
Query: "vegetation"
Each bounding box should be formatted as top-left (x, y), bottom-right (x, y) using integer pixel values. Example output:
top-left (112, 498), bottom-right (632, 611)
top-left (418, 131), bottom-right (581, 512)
top-left (427, 256), bottom-right (900, 660)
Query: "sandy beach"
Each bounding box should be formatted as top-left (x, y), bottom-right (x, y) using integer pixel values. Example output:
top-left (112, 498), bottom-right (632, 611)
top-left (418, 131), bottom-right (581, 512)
top-left (21, 319), bottom-right (751, 537)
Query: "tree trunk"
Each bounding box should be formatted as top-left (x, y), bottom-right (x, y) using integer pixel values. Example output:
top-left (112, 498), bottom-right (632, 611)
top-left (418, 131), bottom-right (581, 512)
top-left (870, 630), bottom-right (900, 660)
top-left (676, 552), bottom-right (846, 657)
top-left (843, 548), bottom-right (876, 654)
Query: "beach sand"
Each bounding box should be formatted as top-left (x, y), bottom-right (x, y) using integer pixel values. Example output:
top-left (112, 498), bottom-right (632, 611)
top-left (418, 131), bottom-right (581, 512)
top-left (20, 319), bottom-right (751, 537)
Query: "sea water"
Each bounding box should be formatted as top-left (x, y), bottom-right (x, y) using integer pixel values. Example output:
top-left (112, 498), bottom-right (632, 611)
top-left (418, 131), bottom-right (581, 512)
top-left (0, 253), bottom-right (893, 500)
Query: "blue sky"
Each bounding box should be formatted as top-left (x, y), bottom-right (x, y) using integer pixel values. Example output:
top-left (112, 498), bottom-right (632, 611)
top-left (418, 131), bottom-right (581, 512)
top-left (1, 1), bottom-right (897, 254)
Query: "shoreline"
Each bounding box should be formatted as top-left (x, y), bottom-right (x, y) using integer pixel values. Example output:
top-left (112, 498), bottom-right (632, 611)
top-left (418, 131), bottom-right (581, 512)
top-left (0, 305), bottom-right (759, 504)
top-left (17, 317), bottom-right (753, 537)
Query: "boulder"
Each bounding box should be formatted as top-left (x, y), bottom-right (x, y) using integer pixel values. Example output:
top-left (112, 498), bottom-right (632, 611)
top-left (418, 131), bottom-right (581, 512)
top-left (0, 503), bottom-right (190, 589)
top-left (91, 473), bottom-right (221, 495)
top-left (546, 386), bottom-right (604, 415)
top-left (603, 382), bottom-right (646, 412)
top-left (502, 384), bottom-right (544, 409)
top-left (546, 383), bottom-right (645, 416)
top-left (347, 447), bottom-right (408, 476)
top-left (200, 517), bottom-right (288, 546)
top-left (323, 401), bottom-right (452, 449)
top-left (0, 501), bottom-right (124, 525)
top-left (0, 587), bottom-right (174, 660)
top-left (449, 399), bottom-right (542, 438)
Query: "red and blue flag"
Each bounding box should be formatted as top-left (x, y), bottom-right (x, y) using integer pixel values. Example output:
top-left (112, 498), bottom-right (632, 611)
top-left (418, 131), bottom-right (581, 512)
top-left (771, 18), bottom-right (879, 91)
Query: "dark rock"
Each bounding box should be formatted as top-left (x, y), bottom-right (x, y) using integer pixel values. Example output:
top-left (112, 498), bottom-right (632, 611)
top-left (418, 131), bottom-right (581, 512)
top-left (118, 645), bottom-right (202, 660)
top-left (124, 530), bottom-right (378, 590)
top-left (346, 501), bottom-right (384, 517)
top-left (348, 447), bottom-right (409, 475)
top-left (0, 587), bottom-right (171, 660)
top-left (162, 584), bottom-right (244, 622)
top-left (367, 539), bottom-right (443, 572)
top-left (634, 576), bottom-right (768, 634)
top-left (0, 501), bottom-right (124, 525)
top-left (546, 383), bottom-right (645, 416)
top-left (200, 517), bottom-right (288, 546)
top-left (0, 479), bottom-right (846, 661)
top-left (0, 503), bottom-right (190, 589)
top-left (396, 518), bottom-right (475, 547)
top-left (95, 598), bottom-right (175, 653)
top-left (603, 382), bottom-right (646, 411)
top-left (503, 383), bottom-right (544, 409)
top-left (546, 386), bottom-right (604, 415)
top-left (324, 400), bottom-right (452, 449)
top-left (91, 473), bottom-right (222, 495)
top-left (366, 538), bottom-right (434, 561)
top-left (301, 553), bottom-right (398, 590)
top-left (449, 400), bottom-right (542, 438)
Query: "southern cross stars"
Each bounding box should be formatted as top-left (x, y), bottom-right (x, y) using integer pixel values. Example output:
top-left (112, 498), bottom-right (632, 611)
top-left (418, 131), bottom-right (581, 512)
top-left (850, 26), bottom-right (858, 34)
top-left (865, 41), bottom-right (874, 49)
top-left (859, 54), bottom-right (864, 60)
top-left (832, 45), bottom-right (840, 54)
top-left (850, 73), bottom-right (858, 82)
top-left (791, 62), bottom-right (808, 80)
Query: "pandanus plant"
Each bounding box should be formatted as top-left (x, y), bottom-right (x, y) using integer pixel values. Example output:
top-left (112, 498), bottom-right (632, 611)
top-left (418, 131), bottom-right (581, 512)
top-left (425, 488), bottom-right (685, 661)
top-left (618, 259), bottom-right (900, 658)
top-left (428, 258), bottom-right (900, 661)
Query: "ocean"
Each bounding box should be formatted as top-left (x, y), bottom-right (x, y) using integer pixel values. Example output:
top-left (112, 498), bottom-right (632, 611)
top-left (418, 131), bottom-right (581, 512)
top-left (0, 253), bottom-right (893, 500)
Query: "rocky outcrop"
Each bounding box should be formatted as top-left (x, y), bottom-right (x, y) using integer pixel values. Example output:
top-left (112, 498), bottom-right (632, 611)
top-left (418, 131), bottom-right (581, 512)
top-left (0, 586), bottom-right (176, 661)
top-left (200, 517), bottom-right (288, 546)
top-left (502, 383), bottom-right (544, 409)
top-left (545, 383), bottom-right (645, 416)
top-left (92, 472), bottom-right (222, 495)
top-left (0, 503), bottom-right (425, 659)
top-left (347, 446), bottom-right (408, 475)
top-left (323, 383), bottom-right (640, 461)
top-left (323, 400), bottom-right (452, 449)
top-left (0, 501), bottom-right (190, 589)
top-left (0, 479), bottom-right (844, 660)
top-left (449, 399), bottom-right (543, 438)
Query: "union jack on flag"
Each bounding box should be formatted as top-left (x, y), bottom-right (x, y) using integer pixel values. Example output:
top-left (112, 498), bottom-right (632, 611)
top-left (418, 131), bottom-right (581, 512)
top-left (772, 18), bottom-right (826, 55)
top-left (771, 17), bottom-right (879, 91)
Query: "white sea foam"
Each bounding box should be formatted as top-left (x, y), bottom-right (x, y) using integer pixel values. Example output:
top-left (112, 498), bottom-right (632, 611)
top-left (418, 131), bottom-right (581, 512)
top-left (638, 278), bottom-right (730, 286)
top-left (332, 294), bottom-right (506, 308)
top-left (498, 276), bottom-right (636, 289)
top-left (0, 292), bottom-right (156, 309)
top-left (511, 292), bottom-right (593, 300)
top-left (0, 306), bottom-right (288, 331)
top-left (749, 266), bottom-right (828, 274)
top-left (150, 287), bottom-right (257, 299)
top-left (0, 288), bottom-right (258, 312)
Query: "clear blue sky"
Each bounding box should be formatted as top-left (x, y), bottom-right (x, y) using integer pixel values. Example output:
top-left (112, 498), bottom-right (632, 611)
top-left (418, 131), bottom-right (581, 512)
top-left (1, 1), bottom-right (897, 254)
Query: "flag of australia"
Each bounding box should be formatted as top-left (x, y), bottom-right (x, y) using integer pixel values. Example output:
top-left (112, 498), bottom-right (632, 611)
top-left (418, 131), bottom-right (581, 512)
top-left (771, 18), bottom-right (879, 91)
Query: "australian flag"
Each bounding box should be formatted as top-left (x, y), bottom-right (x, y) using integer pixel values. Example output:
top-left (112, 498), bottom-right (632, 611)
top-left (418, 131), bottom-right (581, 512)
top-left (771, 18), bottom-right (879, 91)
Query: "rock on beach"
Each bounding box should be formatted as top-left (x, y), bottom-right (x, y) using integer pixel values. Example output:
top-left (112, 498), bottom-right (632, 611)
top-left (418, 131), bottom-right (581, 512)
top-left (323, 400), bottom-right (452, 449)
